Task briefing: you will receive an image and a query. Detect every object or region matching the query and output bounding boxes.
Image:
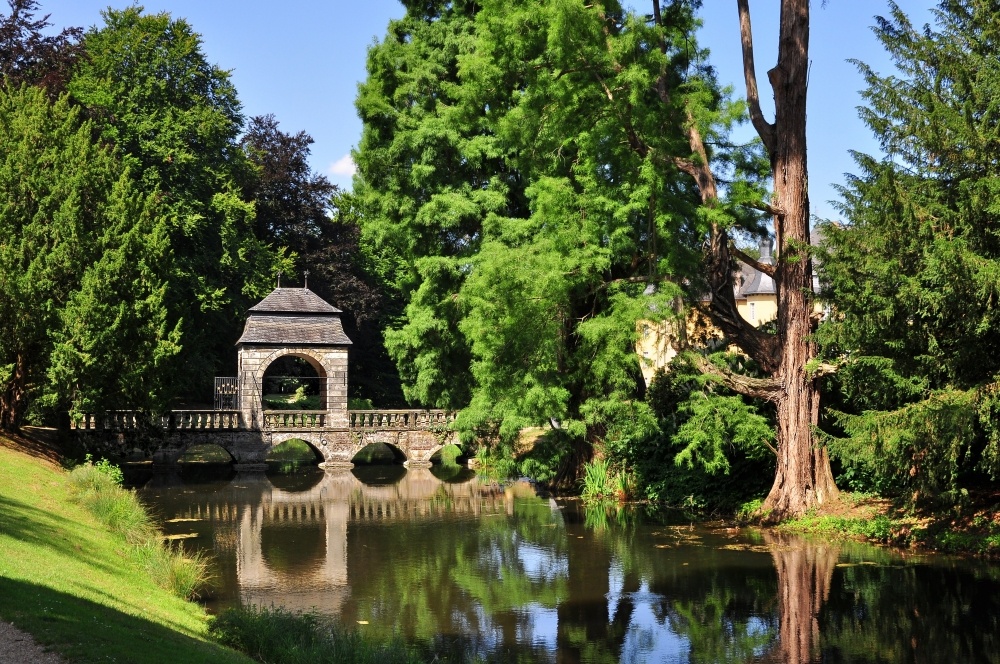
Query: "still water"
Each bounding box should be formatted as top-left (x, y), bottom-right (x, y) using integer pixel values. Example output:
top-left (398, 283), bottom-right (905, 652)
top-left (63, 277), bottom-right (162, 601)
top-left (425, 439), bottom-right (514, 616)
top-left (136, 465), bottom-right (1000, 663)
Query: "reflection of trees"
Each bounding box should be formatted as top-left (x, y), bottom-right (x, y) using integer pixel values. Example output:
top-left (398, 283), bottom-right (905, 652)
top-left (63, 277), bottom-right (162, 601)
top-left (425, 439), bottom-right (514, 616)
top-left (340, 484), bottom-right (568, 660)
top-left (819, 547), bottom-right (1000, 663)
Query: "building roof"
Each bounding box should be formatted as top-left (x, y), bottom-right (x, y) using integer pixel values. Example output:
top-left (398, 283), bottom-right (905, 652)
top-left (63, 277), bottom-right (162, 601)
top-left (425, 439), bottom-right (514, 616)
top-left (237, 314), bottom-right (353, 346)
top-left (248, 287), bottom-right (342, 314)
top-left (237, 287), bottom-right (352, 346)
top-left (736, 238), bottom-right (776, 298)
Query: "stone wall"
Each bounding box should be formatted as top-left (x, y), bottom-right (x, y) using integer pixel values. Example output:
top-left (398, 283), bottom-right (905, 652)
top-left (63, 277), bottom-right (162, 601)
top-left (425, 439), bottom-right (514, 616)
top-left (237, 345), bottom-right (349, 429)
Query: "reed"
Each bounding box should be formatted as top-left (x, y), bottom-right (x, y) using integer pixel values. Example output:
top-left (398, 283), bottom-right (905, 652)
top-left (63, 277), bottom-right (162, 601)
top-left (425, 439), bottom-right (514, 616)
top-left (209, 605), bottom-right (423, 664)
top-left (69, 457), bottom-right (210, 598)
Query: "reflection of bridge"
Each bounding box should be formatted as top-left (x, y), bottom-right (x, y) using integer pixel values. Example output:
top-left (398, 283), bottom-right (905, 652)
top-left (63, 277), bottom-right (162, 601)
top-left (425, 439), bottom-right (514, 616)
top-left (163, 469), bottom-right (512, 614)
top-left (68, 286), bottom-right (460, 468)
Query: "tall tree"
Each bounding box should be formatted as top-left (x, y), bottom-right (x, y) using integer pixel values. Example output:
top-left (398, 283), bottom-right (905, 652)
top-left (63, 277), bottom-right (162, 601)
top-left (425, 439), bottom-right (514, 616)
top-left (68, 7), bottom-right (289, 400)
top-left (0, 85), bottom-right (178, 427)
top-left (357, 0), bottom-right (760, 480)
top-left (818, 0), bottom-right (1000, 498)
top-left (671, 0), bottom-right (840, 517)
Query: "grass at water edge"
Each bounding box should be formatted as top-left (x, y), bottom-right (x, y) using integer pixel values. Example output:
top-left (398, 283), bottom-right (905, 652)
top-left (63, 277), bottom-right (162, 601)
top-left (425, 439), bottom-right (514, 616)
top-left (0, 433), bottom-right (252, 663)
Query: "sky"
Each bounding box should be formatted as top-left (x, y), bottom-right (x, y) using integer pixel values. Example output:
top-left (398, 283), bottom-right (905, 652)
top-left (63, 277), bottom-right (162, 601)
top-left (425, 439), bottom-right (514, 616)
top-left (38, 1), bottom-right (937, 221)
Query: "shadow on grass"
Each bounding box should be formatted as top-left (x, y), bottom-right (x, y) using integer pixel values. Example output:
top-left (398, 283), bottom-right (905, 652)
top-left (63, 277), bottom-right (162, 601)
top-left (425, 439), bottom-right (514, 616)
top-left (0, 577), bottom-right (248, 664)
top-left (0, 494), bottom-right (116, 575)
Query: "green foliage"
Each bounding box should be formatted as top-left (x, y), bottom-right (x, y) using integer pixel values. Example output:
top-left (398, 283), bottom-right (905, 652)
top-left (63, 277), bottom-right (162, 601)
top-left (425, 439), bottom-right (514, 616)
top-left (579, 457), bottom-right (632, 503)
top-left (67, 6), bottom-right (288, 404)
top-left (356, 0), bottom-right (766, 476)
top-left (0, 85), bottom-right (181, 426)
top-left (610, 353), bottom-right (774, 511)
top-left (209, 606), bottom-right (422, 664)
top-left (819, 1), bottom-right (1000, 500)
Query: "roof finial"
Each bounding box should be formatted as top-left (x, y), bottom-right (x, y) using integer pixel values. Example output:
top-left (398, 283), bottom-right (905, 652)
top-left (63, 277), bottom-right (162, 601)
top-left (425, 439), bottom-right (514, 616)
top-left (276, 271), bottom-right (282, 288)
top-left (304, 269), bottom-right (310, 290)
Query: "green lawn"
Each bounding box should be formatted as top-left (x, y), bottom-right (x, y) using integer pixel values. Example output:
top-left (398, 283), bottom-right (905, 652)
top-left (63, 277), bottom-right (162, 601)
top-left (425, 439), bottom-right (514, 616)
top-left (0, 436), bottom-right (252, 663)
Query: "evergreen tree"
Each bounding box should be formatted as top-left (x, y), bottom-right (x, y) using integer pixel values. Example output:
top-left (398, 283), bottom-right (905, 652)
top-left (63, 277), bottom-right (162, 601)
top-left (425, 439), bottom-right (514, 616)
top-left (356, 0), bottom-right (761, 482)
top-left (68, 7), bottom-right (289, 401)
top-left (819, 0), bottom-right (1000, 498)
top-left (0, 86), bottom-right (178, 427)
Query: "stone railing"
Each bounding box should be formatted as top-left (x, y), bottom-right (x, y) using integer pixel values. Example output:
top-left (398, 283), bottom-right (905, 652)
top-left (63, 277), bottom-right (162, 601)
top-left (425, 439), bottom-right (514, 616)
top-left (348, 409), bottom-right (456, 430)
top-left (70, 411), bottom-right (145, 431)
top-left (167, 410), bottom-right (242, 430)
top-left (70, 410), bottom-right (242, 431)
top-left (262, 410), bottom-right (326, 429)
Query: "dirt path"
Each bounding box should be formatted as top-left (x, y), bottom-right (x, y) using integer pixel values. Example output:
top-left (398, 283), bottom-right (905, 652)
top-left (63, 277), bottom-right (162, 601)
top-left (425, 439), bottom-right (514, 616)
top-left (0, 622), bottom-right (67, 664)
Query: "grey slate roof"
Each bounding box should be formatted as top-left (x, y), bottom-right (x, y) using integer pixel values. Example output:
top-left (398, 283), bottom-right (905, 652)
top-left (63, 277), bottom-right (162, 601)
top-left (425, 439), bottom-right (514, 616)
top-left (237, 288), bottom-right (352, 346)
top-left (737, 238), bottom-right (776, 297)
top-left (249, 287), bottom-right (342, 314)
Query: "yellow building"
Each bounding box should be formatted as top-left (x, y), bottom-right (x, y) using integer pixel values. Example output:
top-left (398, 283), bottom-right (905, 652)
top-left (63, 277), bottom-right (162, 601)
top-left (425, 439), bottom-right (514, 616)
top-left (636, 237), bottom-right (796, 388)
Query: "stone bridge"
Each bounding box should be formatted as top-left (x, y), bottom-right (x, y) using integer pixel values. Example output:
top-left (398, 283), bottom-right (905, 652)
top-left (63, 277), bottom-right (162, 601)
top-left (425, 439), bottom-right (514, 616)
top-left (69, 286), bottom-right (464, 469)
top-left (70, 409), bottom-right (459, 469)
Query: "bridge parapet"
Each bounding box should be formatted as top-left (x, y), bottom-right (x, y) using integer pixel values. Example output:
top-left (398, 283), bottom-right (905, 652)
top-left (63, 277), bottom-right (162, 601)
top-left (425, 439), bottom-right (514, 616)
top-left (168, 410), bottom-right (242, 430)
top-left (263, 410), bottom-right (326, 429)
top-left (349, 409), bottom-right (455, 430)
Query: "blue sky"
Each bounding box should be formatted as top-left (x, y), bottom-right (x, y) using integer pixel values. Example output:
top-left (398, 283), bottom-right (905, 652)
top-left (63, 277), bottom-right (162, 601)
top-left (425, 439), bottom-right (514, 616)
top-left (39, 1), bottom-right (935, 221)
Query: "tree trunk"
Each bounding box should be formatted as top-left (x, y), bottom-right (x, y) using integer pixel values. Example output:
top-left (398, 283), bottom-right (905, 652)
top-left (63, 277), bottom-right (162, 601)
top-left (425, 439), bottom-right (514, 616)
top-left (0, 353), bottom-right (27, 430)
top-left (760, 0), bottom-right (838, 516)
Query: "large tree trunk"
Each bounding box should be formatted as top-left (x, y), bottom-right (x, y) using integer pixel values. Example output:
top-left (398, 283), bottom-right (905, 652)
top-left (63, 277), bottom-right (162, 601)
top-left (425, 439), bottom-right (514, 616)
top-left (671, 0), bottom-right (839, 518)
top-left (760, 0), bottom-right (838, 515)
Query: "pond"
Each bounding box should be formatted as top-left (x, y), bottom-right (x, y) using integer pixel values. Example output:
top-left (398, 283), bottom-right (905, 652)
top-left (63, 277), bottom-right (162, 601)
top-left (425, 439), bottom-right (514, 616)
top-left (135, 465), bottom-right (1000, 663)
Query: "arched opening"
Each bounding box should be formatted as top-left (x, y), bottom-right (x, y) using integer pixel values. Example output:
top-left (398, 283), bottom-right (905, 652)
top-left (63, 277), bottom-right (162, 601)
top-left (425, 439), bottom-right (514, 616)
top-left (430, 444), bottom-right (472, 482)
top-left (351, 442), bottom-right (406, 466)
top-left (178, 443), bottom-right (234, 464)
top-left (261, 355), bottom-right (326, 411)
top-left (266, 438), bottom-right (323, 474)
top-left (177, 444), bottom-right (236, 483)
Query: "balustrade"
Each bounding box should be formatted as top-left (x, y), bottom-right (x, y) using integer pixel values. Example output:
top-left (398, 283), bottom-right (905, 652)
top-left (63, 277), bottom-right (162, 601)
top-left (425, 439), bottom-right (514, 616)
top-left (348, 409), bottom-right (455, 430)
top-left (169, 410), bottom-right (241, 430)
top-left (70, 408), bottom-right (456, 432)
top-left (262, 410), bottom-right (326, 429)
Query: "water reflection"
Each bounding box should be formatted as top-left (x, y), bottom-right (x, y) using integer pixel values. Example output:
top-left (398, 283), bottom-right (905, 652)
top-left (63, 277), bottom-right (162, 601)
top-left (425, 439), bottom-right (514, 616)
top-left (139, 469), bottom-right (1000, 663)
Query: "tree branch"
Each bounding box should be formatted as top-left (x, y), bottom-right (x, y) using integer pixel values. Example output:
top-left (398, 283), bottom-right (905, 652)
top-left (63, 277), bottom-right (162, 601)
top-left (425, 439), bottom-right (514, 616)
top-left (689, 352), bottom-right (785, 402)
top-left (737, 0), bottom-right (776, 157)
top-left (730, 244), bottom-right (776, 278)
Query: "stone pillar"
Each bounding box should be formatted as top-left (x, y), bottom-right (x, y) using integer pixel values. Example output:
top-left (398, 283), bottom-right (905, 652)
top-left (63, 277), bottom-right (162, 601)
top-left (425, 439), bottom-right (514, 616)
top-left (323, 348), bottom-right (349, 428)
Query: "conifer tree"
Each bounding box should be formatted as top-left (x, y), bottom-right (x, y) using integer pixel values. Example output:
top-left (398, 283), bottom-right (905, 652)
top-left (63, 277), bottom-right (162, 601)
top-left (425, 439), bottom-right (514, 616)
top-left (819, 0), bottom-right (1000, 497)
top-left (357, 0), bottom-right (762, 481)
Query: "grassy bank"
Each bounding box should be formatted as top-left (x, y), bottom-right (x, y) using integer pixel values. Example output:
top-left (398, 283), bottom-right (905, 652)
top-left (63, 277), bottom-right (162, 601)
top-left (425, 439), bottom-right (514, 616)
top-left (772, 492), bottom-right (1000, 558)
top-left (0, 433), bottom-right (251, 663)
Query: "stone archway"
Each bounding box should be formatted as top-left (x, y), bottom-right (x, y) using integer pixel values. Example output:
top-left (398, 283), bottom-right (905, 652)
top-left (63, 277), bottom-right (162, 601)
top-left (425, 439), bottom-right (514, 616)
top-left (235, 286), bottom-right (353, 431)
top-left (238, 346), bottom-right (348, 429)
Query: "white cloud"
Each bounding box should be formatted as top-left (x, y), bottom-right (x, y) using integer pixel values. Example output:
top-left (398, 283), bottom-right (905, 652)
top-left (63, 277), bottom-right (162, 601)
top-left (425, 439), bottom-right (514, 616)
top-left (328, 154), bottom-right (357, 177)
